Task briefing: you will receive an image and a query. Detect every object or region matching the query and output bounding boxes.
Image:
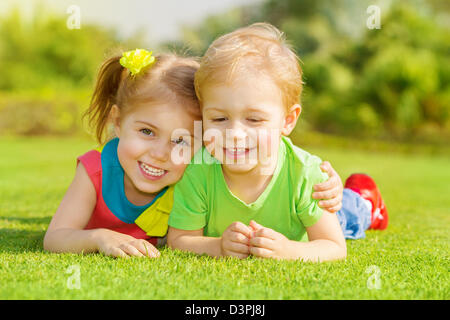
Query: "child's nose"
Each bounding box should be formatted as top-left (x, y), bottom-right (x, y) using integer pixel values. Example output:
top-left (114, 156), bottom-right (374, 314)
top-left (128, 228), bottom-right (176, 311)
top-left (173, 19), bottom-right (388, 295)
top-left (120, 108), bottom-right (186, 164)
top-left (226, 122), bottom-right (247, 141)
top-left (149, 141), bottom-right (170, 162)
top-left (225, 129), bottom-right (247, 148)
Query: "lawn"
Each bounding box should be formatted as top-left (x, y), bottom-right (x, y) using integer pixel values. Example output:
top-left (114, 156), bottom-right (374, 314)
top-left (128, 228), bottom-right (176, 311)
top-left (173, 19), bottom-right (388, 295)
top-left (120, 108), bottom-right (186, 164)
top-left (0, 136), bottom-right (448, 299)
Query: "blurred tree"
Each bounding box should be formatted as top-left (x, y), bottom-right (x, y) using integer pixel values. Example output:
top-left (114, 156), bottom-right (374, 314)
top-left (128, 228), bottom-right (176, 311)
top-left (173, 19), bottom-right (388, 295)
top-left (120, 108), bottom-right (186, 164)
top-left (0, 5), bottom-right (146, 136)
top-left (0, 5), bottom-right (144, 91)
top-left (347, 2), bottom-right (450, 139)
top-left (0, 0), bottom-right (448, 142)
top-left (161, 3), bottom-right (264, 56)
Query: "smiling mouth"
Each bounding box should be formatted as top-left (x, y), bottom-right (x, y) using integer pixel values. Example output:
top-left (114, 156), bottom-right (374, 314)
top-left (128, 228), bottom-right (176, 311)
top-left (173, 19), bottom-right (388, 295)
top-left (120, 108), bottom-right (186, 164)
top-left (223, 147), bottom-right (253, 158)
top-left (138, 161), bottom-right (167, 177)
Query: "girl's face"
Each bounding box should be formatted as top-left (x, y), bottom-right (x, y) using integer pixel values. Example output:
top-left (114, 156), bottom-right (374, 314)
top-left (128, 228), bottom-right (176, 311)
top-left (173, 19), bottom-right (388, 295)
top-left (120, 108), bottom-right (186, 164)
top-left (112, 102), bottom-right (201, 196)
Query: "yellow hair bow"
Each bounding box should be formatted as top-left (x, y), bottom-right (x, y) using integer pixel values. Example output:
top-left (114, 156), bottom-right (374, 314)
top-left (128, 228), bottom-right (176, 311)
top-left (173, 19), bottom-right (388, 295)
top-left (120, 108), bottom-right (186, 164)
top-left (119, 49), bottom-right (156, 76)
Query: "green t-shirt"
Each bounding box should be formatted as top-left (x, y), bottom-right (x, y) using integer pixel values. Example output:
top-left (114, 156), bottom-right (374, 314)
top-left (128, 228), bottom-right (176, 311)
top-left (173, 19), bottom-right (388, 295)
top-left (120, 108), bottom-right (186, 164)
top-left (168, 136), bottom-right (328, 242)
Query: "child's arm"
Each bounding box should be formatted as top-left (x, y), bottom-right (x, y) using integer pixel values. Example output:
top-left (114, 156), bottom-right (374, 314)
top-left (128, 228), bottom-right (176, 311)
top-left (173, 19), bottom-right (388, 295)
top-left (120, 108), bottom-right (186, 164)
top-left (248, 212), bottom-right (346, 262)
top-left (168, 222), bottom-right (253, 259)
top-left (313, 161), bottom-right (343, 213)
top-left (43, 163), bottom-right (159, 258)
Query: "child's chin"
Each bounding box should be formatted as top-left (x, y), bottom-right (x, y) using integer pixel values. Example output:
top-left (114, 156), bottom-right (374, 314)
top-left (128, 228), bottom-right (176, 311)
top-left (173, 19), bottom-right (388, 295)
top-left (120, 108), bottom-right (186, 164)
top-left (222, 162), bottom-right (258, 174)
top-left (137, 181), bottom-right (167, 195)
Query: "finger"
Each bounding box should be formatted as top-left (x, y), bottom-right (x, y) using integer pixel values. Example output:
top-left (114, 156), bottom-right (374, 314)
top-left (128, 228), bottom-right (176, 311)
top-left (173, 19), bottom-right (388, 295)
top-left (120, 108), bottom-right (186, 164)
top-left (119, 243), bottom-right (145, 257)
top-left (230, 222), bottom-right (252, 238)
top-left (227, 252), bottom-right (249, 260)
top-left (229, 231), bottom-right (250, 244)
top-left (320, 161), bottom-right (332, 173)
top-left (249, 237), bottom-right (275, 250)
top-left (313, 176), bottom-right (339, 192)
top-left (321, 162), bottom-right (339, 178)
top-left (223, 241), bottom-right (250, 254)
top-left (249, 220), bottom-right (264, 232)
top-left (134, 241), bottom-right (159, 258)
top-left (318, 197), bottom-right (341, 209)
top-left (106, 247), bottom-right (129, 259)
top-left (142, 240), bottom-right (160, 257)
top-left (131, 241), bottom-right (152, 257)
top-left (331, 203), bottom-right (343, 211)
top-left (327, 205), bottom-right (342, 213)
top-left (313, 186), bottom-right (340, 200)
top-left (249, 246), bottom-right (273, 258)
top-left (254, 227), bottom-right (278, 240)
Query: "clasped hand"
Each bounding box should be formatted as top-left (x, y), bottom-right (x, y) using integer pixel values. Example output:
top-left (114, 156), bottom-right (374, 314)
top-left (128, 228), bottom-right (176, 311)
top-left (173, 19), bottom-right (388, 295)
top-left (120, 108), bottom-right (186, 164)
top-left (220, 221), bottom-right (292, 260)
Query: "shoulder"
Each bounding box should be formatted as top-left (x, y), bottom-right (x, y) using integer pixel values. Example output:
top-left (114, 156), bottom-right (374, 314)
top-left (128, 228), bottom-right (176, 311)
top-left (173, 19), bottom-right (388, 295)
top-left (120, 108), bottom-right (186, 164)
top-left (174, 147), bottom-right (219, 198)
top-left (77, 138), bottom-right (119, 174)
top-left (282, 136), bottom-right (328, 183)
top-left (76, 147), bottom-right (105, 193)
top-left (77, 149), bottom-right (102, 176)
top-left (283, 136), bottom-right (322, 167)
top-left (282, 137), bottom-right (327, 224)
top-left (183, 146), bottom-right (219, 177)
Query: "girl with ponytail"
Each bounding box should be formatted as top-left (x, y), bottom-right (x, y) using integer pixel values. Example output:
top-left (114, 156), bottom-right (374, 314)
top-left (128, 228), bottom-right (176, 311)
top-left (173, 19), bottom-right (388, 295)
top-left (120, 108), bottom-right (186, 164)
top-left (43, 50), bottom-right (202, 258)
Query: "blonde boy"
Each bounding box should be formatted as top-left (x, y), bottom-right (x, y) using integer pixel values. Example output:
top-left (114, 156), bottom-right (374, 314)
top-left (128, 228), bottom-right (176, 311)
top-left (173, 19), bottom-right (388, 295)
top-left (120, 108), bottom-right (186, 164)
top-left (167, 23), bottom-right (347, 262)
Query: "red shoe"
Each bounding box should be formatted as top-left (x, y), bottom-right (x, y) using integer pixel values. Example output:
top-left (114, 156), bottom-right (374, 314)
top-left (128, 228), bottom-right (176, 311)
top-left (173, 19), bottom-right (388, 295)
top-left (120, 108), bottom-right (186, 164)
top-left (344, 173), bottom-right (388, 230)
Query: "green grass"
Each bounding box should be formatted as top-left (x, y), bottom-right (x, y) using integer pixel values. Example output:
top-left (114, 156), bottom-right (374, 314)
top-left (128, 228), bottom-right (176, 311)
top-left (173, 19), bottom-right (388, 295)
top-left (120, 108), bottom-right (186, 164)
top-left (0, 136), bottom-right (449, 299)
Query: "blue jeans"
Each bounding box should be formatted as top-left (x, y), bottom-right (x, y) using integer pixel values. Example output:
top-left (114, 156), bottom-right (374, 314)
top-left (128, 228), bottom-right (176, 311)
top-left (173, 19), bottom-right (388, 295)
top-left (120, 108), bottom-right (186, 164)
top-left (336, 189), bottom-right (372, 239)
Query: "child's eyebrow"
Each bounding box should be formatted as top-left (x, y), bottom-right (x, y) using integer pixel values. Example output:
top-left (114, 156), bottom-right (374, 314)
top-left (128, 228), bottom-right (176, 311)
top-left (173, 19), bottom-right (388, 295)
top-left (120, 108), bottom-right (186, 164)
top-left (204, 106), bottom-right (270, 116)
top-left (135, 120), bottom-right (158, 130)
top-left (245, 107), bottom-right (271, 116)
top-left (203, 107), bottom-right (225, 113)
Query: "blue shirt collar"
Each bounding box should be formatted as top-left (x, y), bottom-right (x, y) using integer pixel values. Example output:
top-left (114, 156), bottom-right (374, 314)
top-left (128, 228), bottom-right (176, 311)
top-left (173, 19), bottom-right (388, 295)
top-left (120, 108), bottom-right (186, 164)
top-left (101, 138), bottom-right (167, 224)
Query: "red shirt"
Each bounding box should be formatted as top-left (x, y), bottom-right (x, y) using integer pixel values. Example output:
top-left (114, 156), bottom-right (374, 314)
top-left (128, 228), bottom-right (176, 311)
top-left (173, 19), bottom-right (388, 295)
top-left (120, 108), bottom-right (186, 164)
top-left (77, 149), bottom-right (158, 246)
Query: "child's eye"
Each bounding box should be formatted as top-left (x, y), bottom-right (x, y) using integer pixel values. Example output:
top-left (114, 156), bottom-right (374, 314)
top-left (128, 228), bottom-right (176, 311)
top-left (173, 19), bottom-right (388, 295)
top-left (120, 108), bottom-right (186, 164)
top-left (140, 128), bottom-right (154, 136)
top-left (247, 118), bottom-right (262, 123)
top-left (173, 137), bottom-right (190, 146)
top-left (212, 117), bottom-right (227, 122)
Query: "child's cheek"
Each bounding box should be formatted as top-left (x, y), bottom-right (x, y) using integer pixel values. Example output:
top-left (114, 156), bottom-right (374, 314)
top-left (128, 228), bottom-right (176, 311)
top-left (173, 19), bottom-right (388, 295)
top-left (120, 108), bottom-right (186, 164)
top-left (116, 141), bottom-right (134, 167)
top-left (171, 163), bottom-right (189, 183)
top-left (170, 145), bottom-right (192, 168)
top-left (204, 135), bottom-right (215, 154)
top-left (204, 135), bottom-right (225, 163)
top-left (257, 129), bottom-right (274, 158)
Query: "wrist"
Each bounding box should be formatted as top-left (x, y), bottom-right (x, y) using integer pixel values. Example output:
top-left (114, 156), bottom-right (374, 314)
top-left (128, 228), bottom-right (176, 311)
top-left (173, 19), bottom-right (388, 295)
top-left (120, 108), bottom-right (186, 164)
top-left (89, 228), bottom-right (109, 248)
top-left (284, 239), bottom-right (302, 260)
top-left (218, 237), bottom-right (226, 257)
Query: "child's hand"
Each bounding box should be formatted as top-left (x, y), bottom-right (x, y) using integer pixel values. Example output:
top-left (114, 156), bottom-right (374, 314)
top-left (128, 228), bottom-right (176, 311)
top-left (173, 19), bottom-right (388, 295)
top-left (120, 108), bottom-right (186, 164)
top-left (312, 161), bottom-right (343, 213)
top-left (220, 222), bottom-right (252, 259)
top-left (248, 221), bottom-right (292, 260)
top-left (95, 229), bottom-right (160, 258)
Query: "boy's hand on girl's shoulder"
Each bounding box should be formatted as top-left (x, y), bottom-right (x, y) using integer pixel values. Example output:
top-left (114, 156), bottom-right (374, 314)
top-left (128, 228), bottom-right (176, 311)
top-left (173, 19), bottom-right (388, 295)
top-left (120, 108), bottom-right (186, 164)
top-left (312, 161), bottom-right (343, 213)
top-left (220, 222), bottom-right (252, 259)
top-left (248, 220), bottom-right (292, 260)
top-left (94, 229), bottom-right (160, 259)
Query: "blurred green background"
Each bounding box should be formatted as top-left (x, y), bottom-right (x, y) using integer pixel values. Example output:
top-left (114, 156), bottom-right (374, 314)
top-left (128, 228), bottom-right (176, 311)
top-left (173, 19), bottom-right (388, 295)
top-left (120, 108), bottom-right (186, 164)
top-left (0, 0), bottom-right (449, 151)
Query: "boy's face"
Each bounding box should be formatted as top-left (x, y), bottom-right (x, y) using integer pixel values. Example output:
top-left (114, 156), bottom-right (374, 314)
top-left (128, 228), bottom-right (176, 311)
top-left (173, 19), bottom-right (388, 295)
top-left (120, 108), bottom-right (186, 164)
top-left (201, 74), bottom-right (299, 175)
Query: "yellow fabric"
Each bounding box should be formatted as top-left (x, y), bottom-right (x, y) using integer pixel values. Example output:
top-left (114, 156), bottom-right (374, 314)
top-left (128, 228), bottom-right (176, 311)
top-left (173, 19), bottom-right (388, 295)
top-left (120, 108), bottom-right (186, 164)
top-left (135, 186), bottom-right (174, 237)
top-left (95, 145), bottom-right (105, 153)
top-left (95, 142), bottom-right (172, 237)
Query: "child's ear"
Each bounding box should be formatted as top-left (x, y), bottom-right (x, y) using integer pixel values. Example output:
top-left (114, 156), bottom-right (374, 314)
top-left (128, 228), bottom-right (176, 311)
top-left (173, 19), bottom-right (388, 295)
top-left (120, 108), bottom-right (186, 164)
top-left (281, 104), bottom-right (302, 136)
top-left (110, 104), bottom-right (121, 138)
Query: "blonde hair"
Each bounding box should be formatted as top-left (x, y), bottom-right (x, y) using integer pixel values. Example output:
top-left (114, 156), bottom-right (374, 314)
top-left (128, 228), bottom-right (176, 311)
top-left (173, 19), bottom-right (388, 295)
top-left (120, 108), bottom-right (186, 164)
top-left (84, 53), bottom-right (200, 145)
top-left (194, 22), bottom-right (303, 109)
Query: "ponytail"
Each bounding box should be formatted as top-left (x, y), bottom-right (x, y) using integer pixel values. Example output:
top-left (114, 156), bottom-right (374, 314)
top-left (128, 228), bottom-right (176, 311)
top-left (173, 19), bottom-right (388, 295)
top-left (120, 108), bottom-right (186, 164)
top-left (83, 51), bottom-right (201, 145)
top-left (83, 55), bottom-right (124, 145)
